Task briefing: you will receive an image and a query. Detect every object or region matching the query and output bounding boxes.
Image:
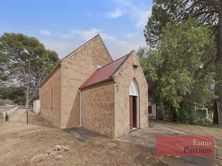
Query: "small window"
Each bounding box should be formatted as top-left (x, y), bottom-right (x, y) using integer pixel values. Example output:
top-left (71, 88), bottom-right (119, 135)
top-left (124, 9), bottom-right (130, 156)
top-left (148, 106), bottom-right (152, 114)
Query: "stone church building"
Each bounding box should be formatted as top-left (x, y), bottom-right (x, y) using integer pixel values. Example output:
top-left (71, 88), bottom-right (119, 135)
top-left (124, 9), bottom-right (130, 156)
top-left (39, 35), bottom-right (148, 138)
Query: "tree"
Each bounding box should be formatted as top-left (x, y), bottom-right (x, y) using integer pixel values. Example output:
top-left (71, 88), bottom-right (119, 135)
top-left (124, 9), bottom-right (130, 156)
top-left (0, 49), bottom-right (9, 82)
top-left (0, 33), bottom-right (59, 111)
top-left (141, 20), bottom-right (216, 121)
top-left (145, 0), bottom-right (218, 47)
top-left (145, 0), bottom-right (222, 125)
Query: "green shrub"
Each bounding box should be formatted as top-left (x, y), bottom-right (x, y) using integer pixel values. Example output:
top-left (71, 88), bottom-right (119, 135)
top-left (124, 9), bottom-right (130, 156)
top-left (177, 102), bottom-right (212, 126)
top-left (177, 102), bottom-right (196, 124)
top-left (0, 86), bottom-right (25, 105)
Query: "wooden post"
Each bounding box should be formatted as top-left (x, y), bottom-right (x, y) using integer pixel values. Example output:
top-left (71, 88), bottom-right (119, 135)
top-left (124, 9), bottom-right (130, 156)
top-left (26, 109), bottom-right (28, 124)
top-left (216, 101), bottom-right (222, 126)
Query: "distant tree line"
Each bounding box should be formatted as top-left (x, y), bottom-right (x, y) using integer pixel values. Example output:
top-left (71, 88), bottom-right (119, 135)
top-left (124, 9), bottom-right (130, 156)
top-left (0, 86), bottom-right (25, 105)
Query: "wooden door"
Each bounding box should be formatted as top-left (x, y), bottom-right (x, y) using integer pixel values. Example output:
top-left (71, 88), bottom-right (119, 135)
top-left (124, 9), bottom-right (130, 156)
top-left (129, 96), bottom-right (137, 129)
top-left (133, 96), bottom-right (137, 128)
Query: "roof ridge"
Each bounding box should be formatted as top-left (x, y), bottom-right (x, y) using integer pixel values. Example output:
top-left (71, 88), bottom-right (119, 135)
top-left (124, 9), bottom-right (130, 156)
top-left (79, 52), bottom-right (127, 88)
top-left (111, 50), bottom-right (134, 77)
top-left (62, 34), bottom-right (101, 60)
top-left (97, 52), bottom-right (131, 70)
top-left (80, 51), bottom-right (134, 89)
top-left (40, 34), bottom-right (113, 88)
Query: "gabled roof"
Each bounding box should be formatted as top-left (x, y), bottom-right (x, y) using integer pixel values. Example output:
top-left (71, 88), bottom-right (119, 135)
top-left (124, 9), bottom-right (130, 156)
top-left (62, 34), bottom-right (112, 60)
top-left (40, 34), bottom-right (112, 87)
top-left (80, 52), bottom-right (132, 89)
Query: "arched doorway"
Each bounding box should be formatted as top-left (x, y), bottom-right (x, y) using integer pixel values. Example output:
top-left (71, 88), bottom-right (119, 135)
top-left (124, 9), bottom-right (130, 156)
top-left (129, 79), bottom-right (139, 129)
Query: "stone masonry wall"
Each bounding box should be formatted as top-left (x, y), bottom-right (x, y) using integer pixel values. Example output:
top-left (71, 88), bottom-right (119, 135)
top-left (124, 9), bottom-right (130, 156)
top-left (39, 67), bottom-right (61, 127)
top-left (60, 35), bottom-right (112, 128)
top-left (113, 52), bottom-right (148, 137)
top-left (81, 83), bottom-right (115, 137)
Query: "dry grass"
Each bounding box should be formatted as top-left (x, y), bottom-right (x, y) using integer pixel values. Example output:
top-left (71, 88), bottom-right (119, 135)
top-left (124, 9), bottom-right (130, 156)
top-left (150, 120), bottom-right (222, 138)
top-left (0, 110), bottom-right (158, 166)
top-left (0, 110), bottom-right (220, 166)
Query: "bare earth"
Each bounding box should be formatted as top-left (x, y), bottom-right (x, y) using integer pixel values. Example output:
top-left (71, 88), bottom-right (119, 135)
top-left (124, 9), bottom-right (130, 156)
top-left (0, 109), bottom-right (221, 166)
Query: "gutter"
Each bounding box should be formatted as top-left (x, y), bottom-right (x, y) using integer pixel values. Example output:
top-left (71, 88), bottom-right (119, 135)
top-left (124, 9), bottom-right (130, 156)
top-left (80, 78), bottom-right (114, 90)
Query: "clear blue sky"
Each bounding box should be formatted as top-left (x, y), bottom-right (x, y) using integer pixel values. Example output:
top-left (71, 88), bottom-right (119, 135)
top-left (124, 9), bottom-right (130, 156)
top-left (0, 0), bottom-right (152, 59)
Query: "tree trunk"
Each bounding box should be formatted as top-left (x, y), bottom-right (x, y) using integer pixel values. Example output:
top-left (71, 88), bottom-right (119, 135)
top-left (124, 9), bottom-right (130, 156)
top-left (214, 0), bottom-right (222, 126)
top-left (25, 61), bottom-right (31, 110)
top-left (25, 61), bottom-right (31, 124)
top-left (25, 85), bottom-right (30, 110)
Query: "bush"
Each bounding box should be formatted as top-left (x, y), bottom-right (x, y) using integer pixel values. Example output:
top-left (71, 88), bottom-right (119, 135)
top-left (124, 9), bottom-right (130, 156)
top-left (0, 86), bottom-right (25, 105)
top-left (177, 102), bottom-right (196, 124)
top-left (177, 102), bottom-right (212, 126)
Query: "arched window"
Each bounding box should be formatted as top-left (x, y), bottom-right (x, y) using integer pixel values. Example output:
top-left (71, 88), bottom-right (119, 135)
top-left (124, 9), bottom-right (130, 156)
top-left (129, 79), bottom-right (138, 96)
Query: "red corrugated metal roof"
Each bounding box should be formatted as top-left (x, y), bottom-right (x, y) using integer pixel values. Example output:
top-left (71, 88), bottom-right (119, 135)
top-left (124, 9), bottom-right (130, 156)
top-left (80, 54), bottom-right (129, 89)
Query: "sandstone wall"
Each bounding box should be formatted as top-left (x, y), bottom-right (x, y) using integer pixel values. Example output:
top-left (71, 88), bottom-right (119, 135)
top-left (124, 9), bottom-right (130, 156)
top-left (81, 83), bottom-right (115, 137)
top-left (60, 35), bottom-right (112, 128)
top-left (39, 67), bottom-right (61, 127)
top-left (113, 53), bottom-right (148, 137)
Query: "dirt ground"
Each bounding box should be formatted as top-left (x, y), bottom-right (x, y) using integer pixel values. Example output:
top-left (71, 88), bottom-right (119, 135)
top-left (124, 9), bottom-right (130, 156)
top-left (0, 109), bottom-right (221, 166)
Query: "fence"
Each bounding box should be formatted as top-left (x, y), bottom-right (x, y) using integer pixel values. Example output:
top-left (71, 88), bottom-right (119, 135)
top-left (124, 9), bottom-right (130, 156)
top-left (0, 106), bottom-right (18, 122)
top-left (0, 113), bottom-right (3, 124)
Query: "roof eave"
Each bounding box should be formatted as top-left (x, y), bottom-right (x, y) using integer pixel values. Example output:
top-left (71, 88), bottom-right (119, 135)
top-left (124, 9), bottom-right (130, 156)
top-left (111, 50), bottom-right (134, 77)
top-left (80, 78), bottom-right (114, 90)
top-left (39, 62), bottom-right (61, 88)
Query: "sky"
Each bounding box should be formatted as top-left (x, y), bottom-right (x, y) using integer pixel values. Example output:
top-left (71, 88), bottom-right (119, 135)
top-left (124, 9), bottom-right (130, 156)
top-left (0, 0), bottom-right (152, 59)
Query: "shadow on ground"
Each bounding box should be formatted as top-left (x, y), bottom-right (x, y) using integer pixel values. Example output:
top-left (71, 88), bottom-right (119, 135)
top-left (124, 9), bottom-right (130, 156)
top-left (0, 110), bottom-right (218, 166)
